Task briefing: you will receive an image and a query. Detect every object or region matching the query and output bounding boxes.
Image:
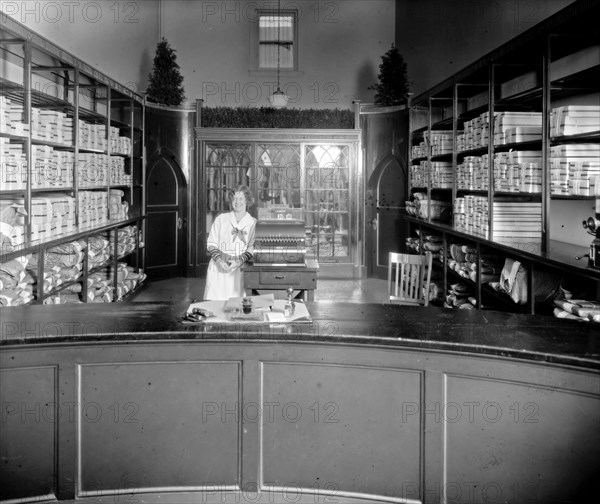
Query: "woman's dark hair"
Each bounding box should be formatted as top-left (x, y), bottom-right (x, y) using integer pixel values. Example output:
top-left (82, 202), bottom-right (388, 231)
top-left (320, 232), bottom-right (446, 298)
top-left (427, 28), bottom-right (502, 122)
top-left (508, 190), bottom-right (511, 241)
top-left (228, 185), bottom-right (255, 208)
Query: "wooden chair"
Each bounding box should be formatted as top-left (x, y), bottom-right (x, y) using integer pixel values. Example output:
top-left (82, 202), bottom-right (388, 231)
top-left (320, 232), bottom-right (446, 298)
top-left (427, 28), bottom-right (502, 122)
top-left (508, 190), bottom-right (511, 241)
top-left (388, 251), bottom-right (433, 306)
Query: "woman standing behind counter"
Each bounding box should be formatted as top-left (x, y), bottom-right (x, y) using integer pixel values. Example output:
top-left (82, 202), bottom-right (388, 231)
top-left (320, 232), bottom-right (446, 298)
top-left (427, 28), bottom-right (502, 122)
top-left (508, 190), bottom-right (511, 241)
top-left (204, 185), bottom-right (257, 301)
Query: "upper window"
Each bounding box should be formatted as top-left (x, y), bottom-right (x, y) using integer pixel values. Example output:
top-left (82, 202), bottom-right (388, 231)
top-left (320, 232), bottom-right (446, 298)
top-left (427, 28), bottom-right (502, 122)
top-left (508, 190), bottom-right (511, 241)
top-left (257, 11), bottom-right (297, 70)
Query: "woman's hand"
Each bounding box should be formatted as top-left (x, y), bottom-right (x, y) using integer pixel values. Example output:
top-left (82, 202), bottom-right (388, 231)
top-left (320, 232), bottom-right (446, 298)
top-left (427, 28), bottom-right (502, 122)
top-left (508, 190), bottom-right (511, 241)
top-left (215, 258), bottom-right (232, 272)
top-left (227, 257), bottom-right (244, 272)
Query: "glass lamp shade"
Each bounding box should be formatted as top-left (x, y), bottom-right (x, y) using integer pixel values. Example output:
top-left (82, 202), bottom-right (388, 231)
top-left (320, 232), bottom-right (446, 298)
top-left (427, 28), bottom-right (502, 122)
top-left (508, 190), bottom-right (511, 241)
top-left (269, 88), bottom-right (289, 108)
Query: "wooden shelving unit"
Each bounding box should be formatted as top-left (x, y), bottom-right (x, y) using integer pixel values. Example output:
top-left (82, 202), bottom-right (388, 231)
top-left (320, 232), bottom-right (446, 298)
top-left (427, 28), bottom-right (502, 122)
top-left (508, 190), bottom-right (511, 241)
top-left (406, 0), bottom-right (600, 315)
top-left (0, 13), bottom-right (146, 305)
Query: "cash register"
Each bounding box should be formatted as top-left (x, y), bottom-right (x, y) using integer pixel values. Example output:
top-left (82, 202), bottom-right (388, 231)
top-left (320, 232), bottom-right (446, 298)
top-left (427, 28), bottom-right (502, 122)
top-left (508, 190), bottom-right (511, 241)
top-left (243, 209), bottom-right (318, 300)
top-left (252, 219), bottom-right (307, 266)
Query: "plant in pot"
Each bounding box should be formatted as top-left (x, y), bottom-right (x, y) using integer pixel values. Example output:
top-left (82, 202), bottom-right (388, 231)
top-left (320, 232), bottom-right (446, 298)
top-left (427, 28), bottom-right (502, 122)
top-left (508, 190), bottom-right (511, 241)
top-left (368, 43), bottom-right (409, 106)
top-left (146, 37), bottom-right (186, 106)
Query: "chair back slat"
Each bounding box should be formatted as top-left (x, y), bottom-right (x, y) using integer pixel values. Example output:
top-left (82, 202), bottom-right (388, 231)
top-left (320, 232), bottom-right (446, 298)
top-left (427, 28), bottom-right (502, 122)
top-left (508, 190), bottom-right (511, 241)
top-left (388, 251), bottom-right (433, 306)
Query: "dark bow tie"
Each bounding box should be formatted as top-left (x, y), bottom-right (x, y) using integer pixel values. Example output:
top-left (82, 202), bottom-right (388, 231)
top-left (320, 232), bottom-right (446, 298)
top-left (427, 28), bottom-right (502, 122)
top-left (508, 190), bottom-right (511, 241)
top-left (231, 225), bottom-right (247, 245)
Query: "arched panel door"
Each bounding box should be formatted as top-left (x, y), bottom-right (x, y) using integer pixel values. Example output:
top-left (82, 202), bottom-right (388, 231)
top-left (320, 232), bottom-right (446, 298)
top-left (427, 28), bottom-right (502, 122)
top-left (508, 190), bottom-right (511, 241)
top-left (146, 157), bottom-right (187, 277)
top-left (366, 154), bottom-right (408, 278)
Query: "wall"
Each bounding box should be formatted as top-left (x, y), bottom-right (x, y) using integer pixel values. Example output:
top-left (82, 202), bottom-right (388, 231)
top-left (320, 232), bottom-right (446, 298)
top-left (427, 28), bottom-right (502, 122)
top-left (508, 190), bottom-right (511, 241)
top-left (0, 0), bottom-right (159, 94)
top-left (160, 0), bottom-right (395, 109)
top-left (3, 1), bottom-right (576, 109)
top-left (395, 0), bottom-right (576, 96)
top-left (1, 0), bottom-right (395, 109)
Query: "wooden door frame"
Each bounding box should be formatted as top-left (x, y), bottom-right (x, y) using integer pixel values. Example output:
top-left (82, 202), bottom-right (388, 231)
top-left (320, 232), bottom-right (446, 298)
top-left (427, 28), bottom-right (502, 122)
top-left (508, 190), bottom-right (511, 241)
top-left (146, 151), bottom-right (188, 277)
top-left (366, 153), bottom-right (406, 278)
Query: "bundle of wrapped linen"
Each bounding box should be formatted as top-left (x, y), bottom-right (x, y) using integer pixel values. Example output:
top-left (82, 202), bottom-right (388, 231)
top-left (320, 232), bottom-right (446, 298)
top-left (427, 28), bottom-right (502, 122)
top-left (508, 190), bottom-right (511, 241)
top-left (87, 236), bottom-right (111, 271)
top-left (553, 298), bottom-right (600, 323)
top-left (86, 262), bottom-right (146, 302)
top-left (27, 240), bottom-right (85, 296)
top-left (110, 225), bottom-right (137, 258)
top-left (0, 256), bottom-right (34, 307)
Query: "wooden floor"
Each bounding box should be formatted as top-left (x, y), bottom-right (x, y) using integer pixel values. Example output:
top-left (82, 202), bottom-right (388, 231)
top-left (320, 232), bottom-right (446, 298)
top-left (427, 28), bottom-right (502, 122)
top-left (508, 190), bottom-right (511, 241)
top-left (131, 275), bottom-right (389, 304)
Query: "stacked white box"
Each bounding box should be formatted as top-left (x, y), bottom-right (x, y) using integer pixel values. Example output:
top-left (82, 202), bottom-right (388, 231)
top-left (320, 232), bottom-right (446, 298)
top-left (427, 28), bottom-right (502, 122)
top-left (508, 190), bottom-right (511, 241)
top-left (109, 156), bottom-right (131, 185)
top-left (493, 112), bottom-right (542, 145)
top-left (425, 130), bottom-right (454, 156)
top-left (0, 96), bottom-right (11, 134)
top-left (460, 112), bottom-right (499, 151)
top-left (430, 161), bottom-right (452, 189)
top-left (30, 108), bottom-right (73, 146)
top-left (109, 126), bottom-right (132, 156)
top-left (551, 106), bottom-right (600, 137)
top-left (1, 99), bottom-right (29, 136)
top-left (462, 195), bottom-right (487, 238)
top-left (457, 156), bottom-right (488, 190)
top-left (78, 191), bottom-right (108, 228)
top-left (491, 200), bottom-right (542, 243)
top-left (0, 138), bottom-right (27, 190)
top-left (505, 126), bottom-right (542, 143)
top-left (109, 189), bottom-right (129, 220)
top-left (78, 121), bottom-right (107, 151)
top-left (409, 161), bottom-right (428, 188)
top-left (456, 134), bottom-right (466, 153)
top-left (13, 195), bottom-right (76, 241)
top-left (454, 197), bottom-right (466, 232)
top-left (77, 153), bottom-right (108, 188)
top-left (494, 150), bottom-right (542, 193)
top-left (411, 140), bottom-right (427, 160)
top-left (551, 144), bottom-right (600, 196)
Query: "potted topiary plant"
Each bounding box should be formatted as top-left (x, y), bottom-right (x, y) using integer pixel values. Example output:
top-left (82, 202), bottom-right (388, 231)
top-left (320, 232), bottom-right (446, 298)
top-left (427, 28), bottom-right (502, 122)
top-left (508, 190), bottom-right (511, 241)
top-left (146, 37), bottom-right (186, 107)
top-left (368, 43), bottom-right (409, 106)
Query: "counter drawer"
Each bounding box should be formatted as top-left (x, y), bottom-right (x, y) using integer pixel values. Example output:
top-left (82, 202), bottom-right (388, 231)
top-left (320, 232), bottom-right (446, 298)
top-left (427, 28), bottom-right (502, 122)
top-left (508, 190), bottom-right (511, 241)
top-left (244, 269), bottom-right (317, 290)
top-left (259, 271), bottom-right (301, 286)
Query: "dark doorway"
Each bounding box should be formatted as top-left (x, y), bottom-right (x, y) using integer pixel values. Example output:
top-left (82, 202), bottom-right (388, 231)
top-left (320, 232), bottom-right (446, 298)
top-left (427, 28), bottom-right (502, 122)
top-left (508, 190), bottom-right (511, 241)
top-left (366, 154), bottom-right (408, 278)
top-left (146, 157), bottom-right (187, 277)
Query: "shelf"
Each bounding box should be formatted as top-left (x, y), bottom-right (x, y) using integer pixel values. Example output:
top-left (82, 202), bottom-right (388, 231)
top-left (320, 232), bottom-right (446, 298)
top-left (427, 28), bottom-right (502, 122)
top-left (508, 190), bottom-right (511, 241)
top-left (405, 215), bottom-right (600, 282)
top-left (457, 146), bottom-right (488, 157)
top-left (493, 140), bottom-right (543, 152)
top-left (406, 1), bottom-right (600, 318)
top-left (0, 216), bottom-right (145, 263)
top-left (431, 153), bottom-right (453, 162)
top-left (550, 194), bottom-right (596, 200)
top-left (0, 132), bottom-right (27, 141)
top-left (31, 138), bottom-right (74, 150)
top-left (552, 131), bottom-right (600, 143)
top-left (0, 14), bottom-right (146, 306)
top-left (31, 187), bottom-right (75, 193)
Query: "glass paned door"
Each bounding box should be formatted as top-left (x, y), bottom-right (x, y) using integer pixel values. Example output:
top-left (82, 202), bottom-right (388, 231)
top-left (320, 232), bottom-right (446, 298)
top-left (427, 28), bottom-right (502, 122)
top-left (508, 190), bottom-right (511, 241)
top-left (304, 144), bottom-right (350, 262)
top-left (205, 143), bottom-right (252, 234)
top-left (202, 141), bottom-right (353, 265)
top-left (256, 143), bottom-right (302, 218)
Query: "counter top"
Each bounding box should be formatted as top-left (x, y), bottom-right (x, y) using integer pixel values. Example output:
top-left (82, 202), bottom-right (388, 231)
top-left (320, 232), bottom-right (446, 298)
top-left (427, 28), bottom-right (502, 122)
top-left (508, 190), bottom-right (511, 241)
top-left (1, 301), bottom-right (599, 369)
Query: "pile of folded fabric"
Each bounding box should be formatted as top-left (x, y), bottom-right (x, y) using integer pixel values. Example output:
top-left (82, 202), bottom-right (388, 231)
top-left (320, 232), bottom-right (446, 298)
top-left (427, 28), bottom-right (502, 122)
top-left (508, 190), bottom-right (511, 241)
top-left (445, 282), bottom-right (476, 309)
top-left (86, 270), bottom-right (114, 303)
top-left (0, 256), bottom-right (34, 306)
top-left (1, 200), bottom-right (27, 253)
top-left (426, 278), bottom-right (445, 305)
top-left (110, 226), bottom-right (138, 258)
top-left (405, 235), bottom-right (420, 253)
top-left (447, 243), bottom-right (503, 283)
top-left (28, 240), bottom-right (85, 296)
top-left (447, 243), bottom-right (472, 279)
top-left (421, 233), bottom-right (444, 263)
top-left (87, 235), bottom-right (111, 270)
top-left (553, 298), bottom-right (600, 323)
top-left (488, 258), bottom-right (561, 305)
top-left (115, 264), bottom-right (147, 300)
top-left (44, 283), bottom-right (83, 304)
top-left (86, 262), bottom-right (146, 302)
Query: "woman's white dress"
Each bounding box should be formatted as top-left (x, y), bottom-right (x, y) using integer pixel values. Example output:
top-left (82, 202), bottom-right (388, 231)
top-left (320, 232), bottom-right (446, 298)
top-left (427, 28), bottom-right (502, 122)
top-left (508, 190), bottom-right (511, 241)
top-left (203, 211), bottom-right (257, 301)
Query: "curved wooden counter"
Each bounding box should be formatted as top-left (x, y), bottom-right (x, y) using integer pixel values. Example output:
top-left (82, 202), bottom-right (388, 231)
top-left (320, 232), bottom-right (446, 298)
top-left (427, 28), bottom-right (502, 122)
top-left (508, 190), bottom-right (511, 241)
top-left (1, 302), bottom-right (599, 504)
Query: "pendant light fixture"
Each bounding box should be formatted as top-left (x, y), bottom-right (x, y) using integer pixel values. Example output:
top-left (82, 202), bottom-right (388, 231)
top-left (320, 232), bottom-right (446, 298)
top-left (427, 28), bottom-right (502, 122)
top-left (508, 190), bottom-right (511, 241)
top-left (268, 0), bottom-right (289, 108)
